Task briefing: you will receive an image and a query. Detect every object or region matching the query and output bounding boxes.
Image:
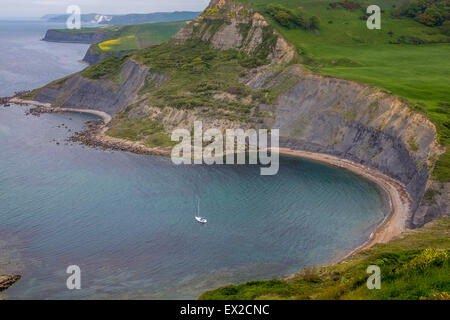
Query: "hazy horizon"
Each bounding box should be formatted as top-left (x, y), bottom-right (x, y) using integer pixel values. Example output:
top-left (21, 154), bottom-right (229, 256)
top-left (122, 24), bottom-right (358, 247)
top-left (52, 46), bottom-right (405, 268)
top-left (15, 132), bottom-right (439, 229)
top-left (0, 0), bottom-right (209, 18)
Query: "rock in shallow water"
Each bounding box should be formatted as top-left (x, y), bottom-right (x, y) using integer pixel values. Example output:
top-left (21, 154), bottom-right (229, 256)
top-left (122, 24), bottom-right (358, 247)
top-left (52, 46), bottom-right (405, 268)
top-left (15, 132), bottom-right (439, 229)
top-left (0, 275), bottom-right (21, 292)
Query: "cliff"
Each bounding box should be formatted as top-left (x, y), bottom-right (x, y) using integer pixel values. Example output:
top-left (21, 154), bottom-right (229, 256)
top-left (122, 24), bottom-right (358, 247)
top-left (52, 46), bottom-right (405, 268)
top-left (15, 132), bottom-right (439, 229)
top-left (43, 29), bottom-right (112, 44)
top-left (33, 58), bottom-right (148, 115)
top-left (27, 0), bottom-right (446, 228)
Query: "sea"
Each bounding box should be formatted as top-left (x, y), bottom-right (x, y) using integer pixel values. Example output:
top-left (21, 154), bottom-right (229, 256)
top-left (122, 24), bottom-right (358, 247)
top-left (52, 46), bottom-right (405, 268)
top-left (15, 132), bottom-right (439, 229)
top-left (0, 20), bottom-right (386, 299)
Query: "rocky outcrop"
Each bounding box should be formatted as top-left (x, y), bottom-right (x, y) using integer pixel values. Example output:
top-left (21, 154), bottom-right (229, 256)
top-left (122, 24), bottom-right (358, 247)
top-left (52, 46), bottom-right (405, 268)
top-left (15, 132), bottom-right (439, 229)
top-left (172, 0), bottom-right (296, 64)
top-left (0, 275), bottom-right (20, 292)
top-left (43, 29), bottom-right (111, 44)
top-left (413, 181), bottom-right (449, 227)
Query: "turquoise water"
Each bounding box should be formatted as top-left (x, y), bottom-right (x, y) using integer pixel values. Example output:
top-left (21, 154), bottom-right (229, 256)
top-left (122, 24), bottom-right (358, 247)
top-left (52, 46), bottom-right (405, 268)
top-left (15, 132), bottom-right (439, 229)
top-left (0, 106), bottom-right (386, 299)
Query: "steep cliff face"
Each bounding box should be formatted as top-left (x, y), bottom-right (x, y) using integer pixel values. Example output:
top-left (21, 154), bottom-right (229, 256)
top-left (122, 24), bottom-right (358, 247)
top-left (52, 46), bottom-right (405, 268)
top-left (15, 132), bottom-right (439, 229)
top-left (82, 47), bottom-right (103, 64)
top-left (33, 59), bottom-right (148, 115)
top-left (258, 70), bottom-right (440, 217)
top-left (43, 29), bottom-right (111, 44)
top-left (29, 0), bottom-right (445, 227)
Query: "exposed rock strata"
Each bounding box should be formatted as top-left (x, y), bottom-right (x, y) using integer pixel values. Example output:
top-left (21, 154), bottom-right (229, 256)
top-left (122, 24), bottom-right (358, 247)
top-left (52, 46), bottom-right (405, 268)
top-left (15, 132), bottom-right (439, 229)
top-left (33, 59), bottom-right (149, 115)
top-left (43, 29), bottom-right (111, 44)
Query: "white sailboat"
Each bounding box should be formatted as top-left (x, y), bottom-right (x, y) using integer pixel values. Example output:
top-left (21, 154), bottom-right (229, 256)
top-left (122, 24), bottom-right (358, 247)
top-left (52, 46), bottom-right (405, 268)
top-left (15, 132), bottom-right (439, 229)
top-left (195, 199), bottom-right (207, 224)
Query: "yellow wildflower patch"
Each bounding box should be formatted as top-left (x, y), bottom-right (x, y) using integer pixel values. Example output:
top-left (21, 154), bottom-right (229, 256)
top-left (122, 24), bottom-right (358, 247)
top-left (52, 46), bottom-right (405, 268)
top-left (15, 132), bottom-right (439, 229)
top-left (98, 38), bottom-right (122, 51)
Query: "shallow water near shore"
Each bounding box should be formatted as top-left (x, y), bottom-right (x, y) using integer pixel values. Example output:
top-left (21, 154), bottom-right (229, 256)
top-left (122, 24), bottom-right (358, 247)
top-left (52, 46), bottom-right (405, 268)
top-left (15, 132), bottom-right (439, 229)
top-left (0, 105), bottom-right (387, 299)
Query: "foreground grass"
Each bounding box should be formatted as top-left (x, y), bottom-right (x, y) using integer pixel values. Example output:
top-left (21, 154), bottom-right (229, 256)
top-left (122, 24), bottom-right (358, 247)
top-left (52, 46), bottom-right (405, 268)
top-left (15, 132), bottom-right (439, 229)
top-left (199, 218), bottom-right (450, 300)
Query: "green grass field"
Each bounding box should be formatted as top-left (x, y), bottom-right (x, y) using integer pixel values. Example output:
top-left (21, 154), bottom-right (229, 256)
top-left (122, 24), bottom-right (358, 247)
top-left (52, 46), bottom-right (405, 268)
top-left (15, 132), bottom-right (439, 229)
top-left (55, 21), bottom-right (188, 61)
top-left (199, 217), bottom-right (450, 300)
top-left (234, 0), bottom-right (449, 181)
top-left (88, 21), bottom-right (188, 58)
top-left (97, 22), bottom-right (188, 52)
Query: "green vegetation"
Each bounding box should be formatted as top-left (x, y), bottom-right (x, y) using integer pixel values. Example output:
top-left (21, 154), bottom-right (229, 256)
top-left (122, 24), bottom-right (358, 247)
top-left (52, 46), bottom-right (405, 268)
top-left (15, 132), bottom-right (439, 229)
top-left (234, 0), bottom-right (449, 180)
top-left (81, 55), bottom-right (130, 80)
top-left (106, 111), bottom-right (175, 148)
top-left (94, 22), bottom-right (187, 55)
top-left (199, 218), bottom-right (450, 300)
top-left (54, 21), bottom-right (187, 61)
top-left (392, 0), bottom-right (449, 27)
top-left (265, 4), bottom-right (320, 30)
top-left (432, 149), bottom-right (450, 181)
top-left (133, 39), bottom-right (269, 122)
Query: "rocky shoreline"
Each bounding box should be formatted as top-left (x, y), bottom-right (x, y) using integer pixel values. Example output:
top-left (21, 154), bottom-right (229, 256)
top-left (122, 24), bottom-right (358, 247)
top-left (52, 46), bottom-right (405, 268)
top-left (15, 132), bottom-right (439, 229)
top-left (4, 98), bottom-right (171, 157)
top-left (68, 119), bottom-right (171, 156)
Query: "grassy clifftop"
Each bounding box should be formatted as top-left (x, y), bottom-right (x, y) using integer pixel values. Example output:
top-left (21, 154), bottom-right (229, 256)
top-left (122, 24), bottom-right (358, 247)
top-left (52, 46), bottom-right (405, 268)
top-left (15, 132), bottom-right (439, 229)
top-left (199, 217), bottom-right (450, 300)
top-left (234, 0), bottom-right (449, 181)
top-left (88, 22), bottom-right (189, 60)
top-left (48, 22), bottom-right (189, 63)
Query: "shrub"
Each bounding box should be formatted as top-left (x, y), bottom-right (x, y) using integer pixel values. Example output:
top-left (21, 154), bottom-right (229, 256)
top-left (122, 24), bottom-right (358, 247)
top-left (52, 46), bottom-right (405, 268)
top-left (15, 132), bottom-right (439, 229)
top-left (81, 55), bottom-right (129, 80)
top-left (266, 4), bottom-right (310, 29)
top-left (393, 0), bottom-right (449, 27)
top-left (275, 11), bottom-right (292, 27)
top-left (309, 16), bottom-right (321, 30)
top-left (403, 248), bottom-right (448, 273)
top-left (443, 20), bottom-right (450, 35)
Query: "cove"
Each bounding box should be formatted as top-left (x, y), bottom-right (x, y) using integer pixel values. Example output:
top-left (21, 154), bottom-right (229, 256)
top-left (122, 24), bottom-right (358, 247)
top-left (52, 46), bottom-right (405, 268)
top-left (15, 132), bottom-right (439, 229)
top-left (0, 106), bottom-right (387, 299)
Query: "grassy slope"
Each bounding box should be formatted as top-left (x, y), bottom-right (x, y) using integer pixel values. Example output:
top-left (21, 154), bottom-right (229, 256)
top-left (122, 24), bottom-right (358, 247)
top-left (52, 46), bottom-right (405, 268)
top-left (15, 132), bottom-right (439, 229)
top-left (199, 217), bottom-right (450, 300)
top-left (85, 35), bottom-right (274, 145)
top-left (54, 22), bottom-right (188, 59)
top-left (236, 0), bottom-right (449, 181)
top-left (92, 22), bottom-right (188, 56)
top-left (132, 39), bottom-right (267, 122)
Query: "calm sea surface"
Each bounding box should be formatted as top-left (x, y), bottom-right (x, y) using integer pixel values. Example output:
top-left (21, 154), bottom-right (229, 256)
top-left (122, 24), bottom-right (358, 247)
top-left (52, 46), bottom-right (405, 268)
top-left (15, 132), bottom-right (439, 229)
top-left (0, 21), bottom-right (386, 299)
top-left (0, 20), bottom-right (89, 97)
